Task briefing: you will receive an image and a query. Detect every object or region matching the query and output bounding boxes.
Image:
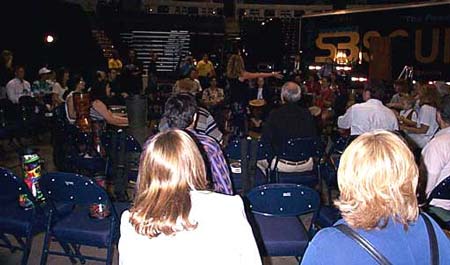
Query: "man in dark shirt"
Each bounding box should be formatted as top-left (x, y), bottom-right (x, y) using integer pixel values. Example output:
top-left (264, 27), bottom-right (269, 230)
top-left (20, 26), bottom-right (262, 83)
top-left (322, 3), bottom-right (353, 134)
top-left (261, 81), bottom-right (317, 154)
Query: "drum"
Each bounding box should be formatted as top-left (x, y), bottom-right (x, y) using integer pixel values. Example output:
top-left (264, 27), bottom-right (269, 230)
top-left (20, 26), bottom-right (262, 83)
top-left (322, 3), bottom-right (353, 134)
top-left (73, 92), bottom-right (91, 133)
top-left (249, 99), bottom-right (266, 133)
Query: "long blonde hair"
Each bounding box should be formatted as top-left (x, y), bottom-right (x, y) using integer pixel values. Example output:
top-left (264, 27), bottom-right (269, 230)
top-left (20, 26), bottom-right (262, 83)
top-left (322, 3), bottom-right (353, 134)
top-left (226, 54), bottom-right (245, 79)
top-left (129, 129), bottom-right (208, 238)
top-left (335, 131), bottom-right (419, 230)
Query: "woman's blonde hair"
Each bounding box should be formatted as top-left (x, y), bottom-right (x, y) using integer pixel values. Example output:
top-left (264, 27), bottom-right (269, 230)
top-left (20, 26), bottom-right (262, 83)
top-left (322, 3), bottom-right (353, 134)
top-left (129, 129), bottom-right (208, 238)
top-left (226, 54), bottom-right (245, 79)
top-left (335, 131), bottom-right (419, 230)
top-left (419, 84), bottom-right (440, 108)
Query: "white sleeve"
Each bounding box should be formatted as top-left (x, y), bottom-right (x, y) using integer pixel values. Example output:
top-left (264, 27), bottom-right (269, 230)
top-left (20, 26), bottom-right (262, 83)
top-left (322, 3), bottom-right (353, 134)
top-left (337, 106), bottom-right (352, 129)
top-left (233, 196), bottom-right (262, 265)
top-left (5, 82), bottom-right (15, 103)
top-left (422, 142), bottom-right (446, 196)
top-left (418, 105), bottom-right (436, 127)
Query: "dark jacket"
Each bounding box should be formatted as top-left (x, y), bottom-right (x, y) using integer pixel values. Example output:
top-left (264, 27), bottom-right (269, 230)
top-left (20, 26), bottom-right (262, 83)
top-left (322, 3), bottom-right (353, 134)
top-left (261, 103), bottom-right (318, 153)
top-left (249, 86), bottom-right (274, 105)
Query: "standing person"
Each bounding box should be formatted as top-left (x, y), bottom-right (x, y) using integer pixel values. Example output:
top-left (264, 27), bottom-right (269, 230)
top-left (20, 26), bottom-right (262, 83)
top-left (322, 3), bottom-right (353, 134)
top-left (179, 56), bottom-right (194, 78)
top-left (147, 51), bottom-right (158, 93)
top-left (0, 50), bottom-right (14, 99)
top-left (318, 57), bottom-right (334, 79)
top-left (108, 69), bottom-right (128, 105)
top-left (52, 67), bottom-right (69, 106)
top-left (399, 84), bottom-right (440, 149)
top-left (289, 54), bottom-right (302, 78)
top-left (196, 53), bottom-right (215, 89)
top-left (122, 49), bottom-right (143, 96)
top-left (226, 51), bottom-right (282, 137)
top-left (108, 50), bottom-right (123, 73)
top-left (119, 130), bottom-right (261, 265)
top-left (6, 66), bottom-right (31, 104)
top-left (302, 131), bottom-right (450, 265)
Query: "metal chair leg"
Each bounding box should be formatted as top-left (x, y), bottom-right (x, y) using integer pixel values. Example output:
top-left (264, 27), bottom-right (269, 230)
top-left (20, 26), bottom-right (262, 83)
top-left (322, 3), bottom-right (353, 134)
top-left (0, 233), bottom-right (15, 252)
top-left (20, 234), bottom-right (33, 265)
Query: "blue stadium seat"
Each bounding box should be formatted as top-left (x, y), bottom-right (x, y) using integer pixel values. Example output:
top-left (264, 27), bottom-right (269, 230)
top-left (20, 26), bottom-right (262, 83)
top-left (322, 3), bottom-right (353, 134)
top-left (426, 175), bottom-right (450, 230)
top-left (245, 183), bottom-right (320, 257)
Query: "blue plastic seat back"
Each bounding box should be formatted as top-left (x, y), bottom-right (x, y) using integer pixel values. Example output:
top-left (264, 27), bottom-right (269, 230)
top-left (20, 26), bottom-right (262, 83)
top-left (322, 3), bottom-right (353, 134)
top-left (0, 168), bottom-right (31, 205)
top-left (126, 135), bottom-right (142, 153)
top-left (246, 183), bottom-right (320, 217)
top-left (40, 172), bottom-right (114, 215)
top-left (256, 140), bottom-right (273, 161)
top-left (429, 175), bottom-right (450, 201)
top-left (225, 138), bottom-right (248, 161)
top-left (278, 137), bottom-right (324, 161)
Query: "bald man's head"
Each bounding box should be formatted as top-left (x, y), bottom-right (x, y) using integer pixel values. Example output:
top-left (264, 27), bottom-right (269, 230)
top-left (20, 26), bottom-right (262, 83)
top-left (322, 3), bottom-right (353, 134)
top-left (281, 82), bottom-right (302, 103)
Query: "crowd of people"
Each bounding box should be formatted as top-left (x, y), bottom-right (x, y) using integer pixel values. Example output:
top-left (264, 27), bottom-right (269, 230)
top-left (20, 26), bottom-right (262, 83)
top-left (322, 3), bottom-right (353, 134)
top-left (2, 45), bottom-right (450, 264)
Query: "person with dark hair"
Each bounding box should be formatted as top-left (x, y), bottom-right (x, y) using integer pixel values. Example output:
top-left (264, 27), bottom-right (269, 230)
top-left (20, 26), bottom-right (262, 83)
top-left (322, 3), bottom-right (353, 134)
top-left (52, 67), bottom-right (69, 106)
top-left (0, 50), bottom-right (14, 99)
top-left (338, 85), bottom-right (398, 136)
top-left (89, 79), bottom-right (128, 126)
top-left (6, 65), bottom-right (30, 104)
top-left (422, 95), bottom-right (450, 211)
top-left (65, 75), bottom-right (86, 124)
top-left (159, 93), bottom-right (232, 195)
top-left (122, 49), bottom-right (143, 95)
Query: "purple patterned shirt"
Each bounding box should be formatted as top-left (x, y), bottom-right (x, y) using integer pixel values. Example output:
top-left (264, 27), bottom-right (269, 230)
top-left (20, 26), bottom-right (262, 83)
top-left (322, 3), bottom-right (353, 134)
top-left (187, 129), bottom-right (233, 195)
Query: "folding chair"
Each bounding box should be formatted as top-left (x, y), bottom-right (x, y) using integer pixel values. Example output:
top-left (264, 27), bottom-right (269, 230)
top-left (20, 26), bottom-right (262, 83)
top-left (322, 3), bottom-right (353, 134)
top-left (39, 172), bottom-right (124, 265)
top-left (245, 183), bottom-right (320, 258)
top-left (426, 175), bottom-right (450, 230)
top-left (271, 137), bottom-right (324, 188)
top-left (124, 134), bottom-right (142, 183)
top-left (0, 167), bottom-right (46, 265)
top-left (224, 137), bottom-right (250, 192)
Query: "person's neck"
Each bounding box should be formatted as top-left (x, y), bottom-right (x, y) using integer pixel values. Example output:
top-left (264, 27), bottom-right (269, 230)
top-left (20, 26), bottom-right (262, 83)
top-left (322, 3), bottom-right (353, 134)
top-left (258, 86), bottom-right (263, 89)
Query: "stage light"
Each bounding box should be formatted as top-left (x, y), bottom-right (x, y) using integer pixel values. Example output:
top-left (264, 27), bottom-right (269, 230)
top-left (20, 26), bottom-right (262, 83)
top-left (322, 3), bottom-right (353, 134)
top-left (261, 22), bottom-right (265, 26)
top-left (412, 80), bottom-right (417, 84)
top-left (45, 34), bottom-right (54, 44)
top-left (446, 82), bottom-right (450, 85)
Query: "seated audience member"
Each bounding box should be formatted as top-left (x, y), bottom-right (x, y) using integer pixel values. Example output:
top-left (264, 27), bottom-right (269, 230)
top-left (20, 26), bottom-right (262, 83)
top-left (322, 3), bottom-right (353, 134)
top-left (202, 77), bottom-right (224, 107)
top-left (422, 95), bottom-right (450, 211)
top-left (260, 82), bottom-right (318, 173)
top-left (119, 130), bottom-right (261, 265)
top-left (89, 79), bottom-right (128, 127)
top-left (65, 75), bottom-right (85, 124)
top-left (52, 67), bottom-right (69, 106)
top-left (389, 79), bottom-right (409, 107)
top-left (31, 67), bottom-right (52, 97)
top-left (173, 69), bottom-right (202, 95)
top-left (162, 78), bottom-right (223, 143)
top-left (160, 93), bottom-right (232, 195)
top-left (338, 86), bottom-right (398, 136)
top-left (301, 131), bottom-right (450, 265)
top-left (249, 77), bottom-right (274, 104)
top-left (400, 85), bottom-right (440, 149)
top-left (6, 66), bottom-right (30, 104)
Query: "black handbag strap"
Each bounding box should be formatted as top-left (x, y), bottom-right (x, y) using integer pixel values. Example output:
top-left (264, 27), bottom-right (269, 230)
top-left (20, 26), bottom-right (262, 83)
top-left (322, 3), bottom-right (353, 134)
top-left (421, 213), bottom-right (439, 265)
top-left (335, 224), bottom-right (392, 265)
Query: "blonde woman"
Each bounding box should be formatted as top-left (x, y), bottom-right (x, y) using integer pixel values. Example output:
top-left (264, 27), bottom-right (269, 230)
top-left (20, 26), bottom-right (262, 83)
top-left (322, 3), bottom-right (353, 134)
top-left (119, 130), bottom-right (261, 265)
top-left (226, 51), bottom-right (282, 136)
top-left (301, 131), bottom-right (450, 265)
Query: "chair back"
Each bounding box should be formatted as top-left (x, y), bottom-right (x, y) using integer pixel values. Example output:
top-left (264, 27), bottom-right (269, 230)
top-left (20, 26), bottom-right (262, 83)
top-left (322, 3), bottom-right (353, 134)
top-left (40, 172), bottom-right (113, 213)
top-left (0, 167), bottom-right (41, 209)
top-left (225, 137), bottom-right (249, 161)
top-left (246, 183), bottom-right (320, 218)
top-left (126, 134), bottom-right (142, 153)
top-left (255, 140), bottom-right (273, 161)
top-left (277, 137), bottom-right (324, 161)
top-left (428, 175), bottom-right (450, 201)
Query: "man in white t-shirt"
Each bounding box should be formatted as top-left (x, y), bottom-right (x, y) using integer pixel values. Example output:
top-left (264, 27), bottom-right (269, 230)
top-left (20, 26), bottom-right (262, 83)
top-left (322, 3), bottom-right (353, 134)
top-left (6, 66), bottom-right (31, 104)
top-left (338, 86), bottom-right (398, 135)
top-left (421, 95), bottom-right (450, 211)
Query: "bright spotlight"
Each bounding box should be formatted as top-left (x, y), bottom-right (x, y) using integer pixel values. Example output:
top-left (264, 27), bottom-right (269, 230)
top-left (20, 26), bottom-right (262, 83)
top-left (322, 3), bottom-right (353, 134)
top-left (45, 35), bottom-right (54, 44)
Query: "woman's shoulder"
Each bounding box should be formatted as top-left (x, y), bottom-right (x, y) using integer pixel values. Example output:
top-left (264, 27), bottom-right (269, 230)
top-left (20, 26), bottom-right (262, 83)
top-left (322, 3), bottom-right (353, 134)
top-left (191, 191), bottom-right (243, 212)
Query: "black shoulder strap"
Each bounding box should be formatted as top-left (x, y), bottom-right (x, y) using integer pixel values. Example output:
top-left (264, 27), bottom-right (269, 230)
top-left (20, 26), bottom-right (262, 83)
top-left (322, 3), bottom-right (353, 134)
top-left (335, 224), bottom-right (392, 265)
top-left (421, 213), bottom-right (439, 265)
